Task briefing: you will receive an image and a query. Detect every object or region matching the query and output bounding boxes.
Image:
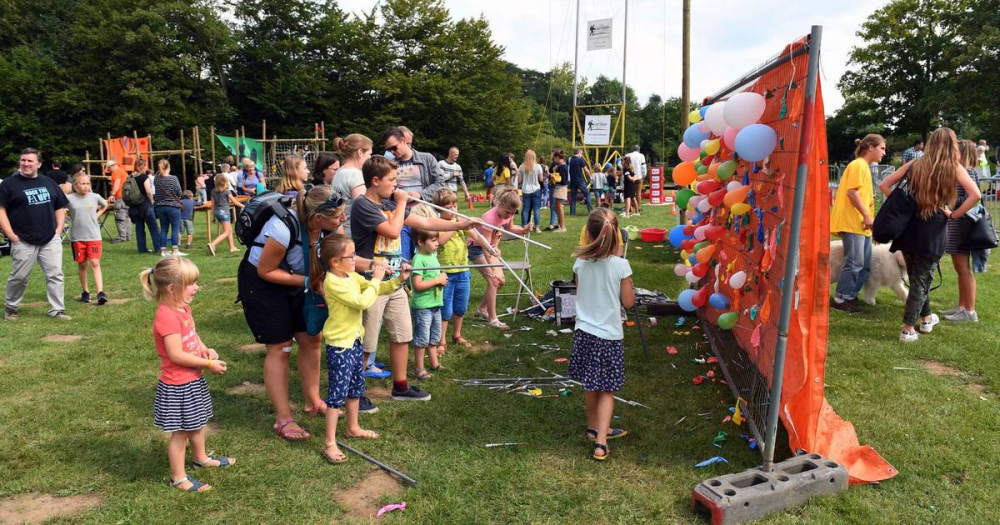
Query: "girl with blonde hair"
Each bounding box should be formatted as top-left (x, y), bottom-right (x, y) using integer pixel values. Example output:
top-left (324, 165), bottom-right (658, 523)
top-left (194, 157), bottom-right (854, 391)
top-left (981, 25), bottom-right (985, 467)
top-left (940, 139), bottom-right (985, 322)
top-left (276, 154), bottom-right (309, 197)
top-left (207, 174), bottom-right (245, 255)
top-left (332, 134), bottom-right (374, 237)
top-left (516, 149), bottom-right (543, 232)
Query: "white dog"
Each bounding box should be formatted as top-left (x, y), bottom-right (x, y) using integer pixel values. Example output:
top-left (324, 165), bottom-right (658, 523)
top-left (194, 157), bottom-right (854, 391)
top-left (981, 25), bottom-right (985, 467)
top-left (829, 239), bottom-right (908, 305)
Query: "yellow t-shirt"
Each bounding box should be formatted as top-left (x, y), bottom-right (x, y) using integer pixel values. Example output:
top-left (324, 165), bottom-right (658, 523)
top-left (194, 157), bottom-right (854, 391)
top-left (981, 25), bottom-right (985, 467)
top-left (437, 220), bottom-right (469, 272)
top-left (830, 157), bottom-right (874, 236)
top-left (322, 272), bottom-right (401, 349)
top-left (494, 167), bottom-right (511, 185)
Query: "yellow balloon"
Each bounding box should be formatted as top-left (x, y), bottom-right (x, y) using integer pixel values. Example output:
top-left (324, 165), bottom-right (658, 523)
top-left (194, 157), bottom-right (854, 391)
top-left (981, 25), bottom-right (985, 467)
top-left (731, 203), bottom-right (751, 215)
top-left (681, 251), bottom-right (691, 263)
top-left (705, 139), bottom-right (720, 156)
top-left (689, 109), bottom-right (702, 124)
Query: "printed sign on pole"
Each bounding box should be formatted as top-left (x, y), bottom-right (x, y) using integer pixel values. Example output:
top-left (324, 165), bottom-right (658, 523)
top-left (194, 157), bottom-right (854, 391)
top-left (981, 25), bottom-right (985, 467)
top-left (583, 115), bottom-right (612, 145)
top-left (587, 18), bottom-right (612, 51)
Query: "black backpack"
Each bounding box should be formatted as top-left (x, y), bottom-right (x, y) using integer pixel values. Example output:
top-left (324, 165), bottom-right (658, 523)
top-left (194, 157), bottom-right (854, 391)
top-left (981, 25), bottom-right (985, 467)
top-left (235, 192), bottom-right (299, 249)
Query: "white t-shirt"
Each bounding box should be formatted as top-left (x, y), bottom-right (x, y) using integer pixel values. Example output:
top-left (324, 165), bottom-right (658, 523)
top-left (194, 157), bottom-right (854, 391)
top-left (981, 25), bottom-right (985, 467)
top-left (627, 151), bottom-right (647, 180)
top-left (518, 164), bottom-right (542, 194)
top-left (438, 160), bottom-right (464, 193)
top-left (225, 171), bottom-right (240, 194)
top-left (332, 166), bottom-right (365, 237)
top-left (573, 256), bottom-right (632, 340)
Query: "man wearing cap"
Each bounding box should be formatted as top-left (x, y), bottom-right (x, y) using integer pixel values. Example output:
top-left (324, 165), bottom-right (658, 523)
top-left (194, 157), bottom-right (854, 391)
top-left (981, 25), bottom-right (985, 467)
top-left (106, 159), bottom-right (131, 242)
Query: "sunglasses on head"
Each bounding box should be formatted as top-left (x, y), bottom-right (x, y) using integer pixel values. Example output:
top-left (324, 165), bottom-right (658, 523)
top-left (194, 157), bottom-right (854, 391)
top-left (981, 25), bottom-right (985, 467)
top-left (315, 189), bottom-right (346, 213)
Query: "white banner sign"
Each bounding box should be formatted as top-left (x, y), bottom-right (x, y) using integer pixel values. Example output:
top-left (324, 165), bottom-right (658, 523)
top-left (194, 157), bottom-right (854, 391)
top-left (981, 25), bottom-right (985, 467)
top-left (587, 18), bottom-right (613, 51)
top-left (583, 115), bottom-right (612, 145)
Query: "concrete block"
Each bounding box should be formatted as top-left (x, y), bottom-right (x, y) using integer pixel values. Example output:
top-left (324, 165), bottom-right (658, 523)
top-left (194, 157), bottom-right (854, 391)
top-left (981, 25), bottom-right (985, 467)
top-left (690, 453), bottom-right (849, 524)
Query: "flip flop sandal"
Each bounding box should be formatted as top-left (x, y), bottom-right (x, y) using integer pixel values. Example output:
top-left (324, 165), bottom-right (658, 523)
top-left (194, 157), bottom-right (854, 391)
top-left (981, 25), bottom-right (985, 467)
top-left (452, 337), bottom-right (473, 348)
top-left (488, 319), bottom-right (510, 330)
top-left (345, 429), bottom-right (380, 439)
top-left (274, 419), bottom-right (311, 441)
top-left (322, 445), bottom-right (347, 464)
top-left (171, 476), bottom-right (211, 492)
top-left (427, 365), bottom-right (442, 372)
top-left (474, 309), bottom-right (490, 320)
top-left (414, 368), bottom-right (434, 381)
top-left (592, 443), bottom-right (610, 461)
top-left (193, 454), bottom-right (235, 468)
top-left (586, 428), bottom-right (628, 441)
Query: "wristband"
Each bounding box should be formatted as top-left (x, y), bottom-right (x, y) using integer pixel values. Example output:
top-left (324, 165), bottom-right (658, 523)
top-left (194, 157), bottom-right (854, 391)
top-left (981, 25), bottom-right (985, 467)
top-left (207, 359), bottom-right (215, 368)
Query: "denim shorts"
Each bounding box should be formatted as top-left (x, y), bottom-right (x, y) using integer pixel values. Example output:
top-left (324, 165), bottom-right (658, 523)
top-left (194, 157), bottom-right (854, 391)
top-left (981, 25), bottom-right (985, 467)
top-left (181, 219), bottom-right (195, 235)
top-left (468, 243), bottom-right (485, 261)
top-left (213, 209), bottom-right (231, 223)
top-left (412, 307), bottom-right (442, 348)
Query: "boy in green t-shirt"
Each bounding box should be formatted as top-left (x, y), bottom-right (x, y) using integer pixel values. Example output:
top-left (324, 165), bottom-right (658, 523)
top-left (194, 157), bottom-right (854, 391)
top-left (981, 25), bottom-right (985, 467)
top-left (410, 229), bottom-right (448, 380)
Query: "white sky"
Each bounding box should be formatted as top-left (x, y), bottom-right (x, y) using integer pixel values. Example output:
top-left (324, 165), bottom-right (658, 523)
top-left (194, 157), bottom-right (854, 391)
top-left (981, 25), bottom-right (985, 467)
top-left (337, 0), bottom-right (890, 116)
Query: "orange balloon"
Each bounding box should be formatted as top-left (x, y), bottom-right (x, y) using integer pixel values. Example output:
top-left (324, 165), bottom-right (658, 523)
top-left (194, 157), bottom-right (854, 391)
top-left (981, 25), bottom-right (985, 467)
top-left (696, 244), bottom-right (716, 264)
top-left (708, 162), bottom-right (721, 180)
top-left (724, 185), bottom-right (751, 208)
top-left (672, 162), bottom-right (697, 186)
top-left (696, 173), bottom-right (715, 182)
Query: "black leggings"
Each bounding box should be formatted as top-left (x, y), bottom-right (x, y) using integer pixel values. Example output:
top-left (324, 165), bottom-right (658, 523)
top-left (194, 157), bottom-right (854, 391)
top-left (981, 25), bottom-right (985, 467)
top-left (901, 252), bottom-right (937, 326)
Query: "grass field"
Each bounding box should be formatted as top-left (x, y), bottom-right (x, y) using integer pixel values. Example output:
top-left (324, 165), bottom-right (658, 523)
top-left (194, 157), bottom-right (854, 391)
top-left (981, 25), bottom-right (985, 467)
top-left (1, 196), bottom-right (999, 523)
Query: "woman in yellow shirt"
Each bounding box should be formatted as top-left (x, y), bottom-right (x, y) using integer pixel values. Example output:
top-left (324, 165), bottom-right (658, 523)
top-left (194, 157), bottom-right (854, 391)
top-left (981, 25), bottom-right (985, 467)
top-left (830, 134), bottom-right (885, 312)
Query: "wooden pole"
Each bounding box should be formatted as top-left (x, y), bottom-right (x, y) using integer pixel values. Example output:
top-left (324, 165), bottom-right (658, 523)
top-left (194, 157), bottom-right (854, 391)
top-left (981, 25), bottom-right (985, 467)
top-left (681, 0), bottom-right (691, 131)
top-left (195, 126), bottom-right (202, 176)
top-left (85, 150), bottom-right (91, 176)
top-left (321, 121), bottom-right (326, 151)
top-left (180, 129), bottom-right (188, 190)
top-left (210, 125), bottom-right (216, 169)
top-left (234, 128), bottom-right (240, 163)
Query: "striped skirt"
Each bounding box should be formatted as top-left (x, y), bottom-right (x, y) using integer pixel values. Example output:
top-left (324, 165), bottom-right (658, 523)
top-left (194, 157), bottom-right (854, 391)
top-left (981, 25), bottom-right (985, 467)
top-left (153, 376), bottom-right (213, 432)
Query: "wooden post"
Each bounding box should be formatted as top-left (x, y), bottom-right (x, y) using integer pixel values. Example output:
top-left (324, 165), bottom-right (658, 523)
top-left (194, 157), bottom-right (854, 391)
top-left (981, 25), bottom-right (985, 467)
top-left (210, 125), bottom-right (216, 169)
top-left (194, 126), bottom-right (202, 177)
top-left (85, 150), bottom-right (91, 176)
top-left (234, 128), bottom-right (240, 162)
top-left (681, 0), bottom-right (691, 131)
top-left (320, 121), bottom-right (326, 151)
top-left (180, 129), bottom-right (188, 190)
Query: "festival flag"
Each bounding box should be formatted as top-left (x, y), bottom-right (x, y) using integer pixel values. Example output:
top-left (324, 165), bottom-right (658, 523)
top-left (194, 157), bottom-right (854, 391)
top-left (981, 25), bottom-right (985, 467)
top-left (216, 135), bottom-right (265, 171)
top-left (103, 136), bottom-right (151, 172)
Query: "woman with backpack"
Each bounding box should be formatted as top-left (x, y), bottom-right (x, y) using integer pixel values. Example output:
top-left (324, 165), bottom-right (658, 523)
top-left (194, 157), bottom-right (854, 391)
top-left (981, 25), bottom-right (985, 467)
top-left (153, 159), bottom-right (186, 257)
top-left (237, 185), bottom-right (351, 441)
top-left (126, 158), bottom-right (161, 254)
top-left (877, 127), bottom-right (980, 343)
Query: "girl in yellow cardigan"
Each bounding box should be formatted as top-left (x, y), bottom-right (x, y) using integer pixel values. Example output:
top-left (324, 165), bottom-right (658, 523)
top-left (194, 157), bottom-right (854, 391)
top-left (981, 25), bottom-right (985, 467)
top-left (313, 233), bottom-right (407, 463)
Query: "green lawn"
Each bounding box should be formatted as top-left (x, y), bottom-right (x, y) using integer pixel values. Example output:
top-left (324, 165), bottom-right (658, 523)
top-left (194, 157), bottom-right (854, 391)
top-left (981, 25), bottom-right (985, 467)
top-left (1, 198), bottom-right (999, 523)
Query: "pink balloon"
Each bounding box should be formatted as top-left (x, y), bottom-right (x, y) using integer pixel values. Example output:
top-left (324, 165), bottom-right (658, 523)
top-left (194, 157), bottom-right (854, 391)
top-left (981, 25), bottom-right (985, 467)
top-left (674, 264), bottom-right (689, 277)
top-left (678, 143), bottom-right (699, 162)
top-left (723, 127), bottom-right (739, 150)
top-left (698, 121), bottom-right (711, 134)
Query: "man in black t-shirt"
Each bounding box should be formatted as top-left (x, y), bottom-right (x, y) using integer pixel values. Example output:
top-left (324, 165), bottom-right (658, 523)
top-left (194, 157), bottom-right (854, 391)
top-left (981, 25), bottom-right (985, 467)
top-left (0, 148), bottom-right (71, 321)
top-left (44, 160), bottom-right (68, 186)
top-left (567, 148), bottom-right (593, 216)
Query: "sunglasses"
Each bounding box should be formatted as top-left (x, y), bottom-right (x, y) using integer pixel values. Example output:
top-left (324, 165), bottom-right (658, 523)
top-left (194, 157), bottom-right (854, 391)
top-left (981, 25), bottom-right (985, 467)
top-left (386, 143), bottom-right (402, 153)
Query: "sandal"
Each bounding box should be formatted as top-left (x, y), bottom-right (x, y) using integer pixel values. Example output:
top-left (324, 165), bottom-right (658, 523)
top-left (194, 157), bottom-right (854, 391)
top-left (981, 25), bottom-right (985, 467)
top-left (193, 454), bottom-right (236, 468)
top-left (414, 368), bottom-right (433, 381)
top-left (474, 309), bottom-right (490, 321)
top-left (345, 429), bottom-right (380, 439)
top-left (592, 443), bottom-right (609, 461)
top-left (488, 319), bottom-right (510, 330)
top-left (274, 419), bottom-right (311, 441)
top-left (171, 476), bottom-right (211, 492)
top-left (452, 336), bottom-right (473, 348)
top-left (427, 365), bottom-right (442, 372)
top-left (322, 443), bottom-right (347, 464)
top-left (586, 428), bottom-right (628, 441)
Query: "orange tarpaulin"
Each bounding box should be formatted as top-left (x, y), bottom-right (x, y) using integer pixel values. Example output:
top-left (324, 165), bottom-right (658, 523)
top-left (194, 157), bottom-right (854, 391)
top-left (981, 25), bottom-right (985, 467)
top-left (703, 37), bottom-right (896, 484)
top-left (103, 136), bottom-right (150, 172)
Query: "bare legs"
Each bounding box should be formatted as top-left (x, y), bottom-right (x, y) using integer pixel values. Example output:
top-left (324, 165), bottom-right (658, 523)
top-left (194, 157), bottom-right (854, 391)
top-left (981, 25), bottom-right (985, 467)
top-left (951, 253), bottom-right (977, 312)
top-left (584, 391), bottom-right (615, 458)
top-left (263, 332), bottom-right (326, 434)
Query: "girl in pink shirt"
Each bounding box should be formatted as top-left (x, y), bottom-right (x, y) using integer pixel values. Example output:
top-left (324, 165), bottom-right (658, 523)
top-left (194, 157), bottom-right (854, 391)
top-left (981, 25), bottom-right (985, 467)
top-left (468, 187), bottom-right (532, 329)
top-left (141, 257), bottom-right (234, 493)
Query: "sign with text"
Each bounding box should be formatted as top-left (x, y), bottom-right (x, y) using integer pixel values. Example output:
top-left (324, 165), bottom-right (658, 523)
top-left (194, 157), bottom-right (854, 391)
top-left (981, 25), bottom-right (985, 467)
top-left (587, 18), bottom-right (612, 51)
top-left (583, 114), bottom-right (612, 145)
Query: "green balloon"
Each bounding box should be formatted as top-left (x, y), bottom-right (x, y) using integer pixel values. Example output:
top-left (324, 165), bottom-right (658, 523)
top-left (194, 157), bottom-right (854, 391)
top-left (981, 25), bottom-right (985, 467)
top-left (718, 160), bottom-right (738, 180)
top-left (694, 241), bottom-right (711, 252)
top-left (699, 150), bottom-right (708, 159)
top-left (676, 189), bottom-right (696, 210)
top-left (697, 165), bottom-right (708, 175)
top-left (693, 158), bottom-right (703, 168)
top-left (718, 312), bottom-right (739, 330)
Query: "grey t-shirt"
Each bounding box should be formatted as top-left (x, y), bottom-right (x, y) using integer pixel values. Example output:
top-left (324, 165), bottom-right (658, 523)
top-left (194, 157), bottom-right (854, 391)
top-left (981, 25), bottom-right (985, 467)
top-left (332, 167), bottom-right (365, 237)
top-left (67, 192), bottom-right (107, 242)
top-left (437, 160), bottom-right (464, 193)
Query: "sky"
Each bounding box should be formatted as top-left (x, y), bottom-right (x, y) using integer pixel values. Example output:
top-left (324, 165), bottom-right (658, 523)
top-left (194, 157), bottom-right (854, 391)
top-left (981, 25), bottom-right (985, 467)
top-left (336, 0), bottom-right (891, 116)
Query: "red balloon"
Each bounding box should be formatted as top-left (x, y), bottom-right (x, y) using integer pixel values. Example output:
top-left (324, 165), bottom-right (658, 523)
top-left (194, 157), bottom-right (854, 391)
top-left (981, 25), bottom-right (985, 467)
top-left (692, 285), bottom-right (711, 307)
top-left (683, 225), bottom-right (696, 236)
top-left (681, 238), bottom-right (697, 252)
top-left (705, 225), bottom-right (726, 241)
top-left (702, 154), bottom-right (716, 166)
top-left (696, 180), bottom-right (723, 195)
top-left (691, 262), bottom-right (709, 278)
top-left (708, 188), bottom-right (727, 206)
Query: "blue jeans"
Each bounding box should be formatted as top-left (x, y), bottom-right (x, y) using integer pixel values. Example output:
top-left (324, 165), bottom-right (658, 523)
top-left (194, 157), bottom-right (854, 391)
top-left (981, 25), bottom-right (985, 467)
top-left (569, 180), bottom-right (593, 216)
top-left (521, 190), bottom-right (541, 227)
top-left (835, 232), bottom-right (872, 301)
top-left (441, 271), bottom-right (470, 320)
top-left (131, 205), bottom-right (161, 253)
top-left (156, 205), bottom-right (182, 249)
top-left (412, 307), bottom-right (442, 348)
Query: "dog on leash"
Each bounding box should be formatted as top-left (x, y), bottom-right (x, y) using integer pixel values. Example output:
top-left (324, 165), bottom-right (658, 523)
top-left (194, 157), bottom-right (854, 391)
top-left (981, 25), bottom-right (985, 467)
top-left (829, 239), bottom-right (908, 305)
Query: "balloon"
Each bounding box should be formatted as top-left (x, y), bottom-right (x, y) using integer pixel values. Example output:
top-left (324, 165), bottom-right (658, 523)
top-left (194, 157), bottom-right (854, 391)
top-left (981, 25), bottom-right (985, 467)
top-left (735, 124), bottom-right (778, 162)
top-left (708, 188), bottom-right (727, 206)
top-left (709, 293), bottom-right (730, 310)
top-left (682, 224), bottom-right (696, 236)
top-left (692, 286), bottom-right (710, 308)
top-left (731, 203), bottom-right (751, 215)
top-left (672, 162), bottom-right (697, 186)
top-left (685, 271), bottom-right (702, 284)
top-left (696, 180), bottom-right (722, 195)
top-left (705, 101), bottom-right (728, 135)
top-left (718, 160), bottom-right (738, 180)
top-left (681, 238), bottom-right (697, 252)
top-left (727, 181), bottom-right (743, 192)
top-left (696, 198), bottom-right (712, 213)
top-left (674, 264), bottom-right (689, 277)
top-left (694, 225), bottom-right (709, 241)
top-left (688, 109), bottom-right (703, 124)
top-left (724, 185), bottom-right (751, 208)
top-left (694, 241), bottom-right (711, 252)
top-left (676, 189), bottom-right (696, 210)
top-left (696, 164), bottom-right (708, 175)
top-left (722, 126), bottom-right (739, 150)
top-left (684, 124), bottom-right (711, 149)
top-left (724, 92), bottom-right (766, 129)
top-left (705, 139), bottom-right (721, 156)
top-left (729, 271), bottom-right (747, 289)
top-left (705, 225), bottom-right (726, 241)
top-left (678, 142), bottom-right (700, 162)
top-left (698, 121), bottom-right (711, 134)
top-left (691, 212), bottom-right (706, 224)
top-left (699, 105), bottom-right (709, 118)
top-left (696, 245), bottom-right (716, 264)
top-left (718, 312), bottom-right (739, 330)
top-left (689, 253), bottom-right (698, 265)
top-left (700, 139), bottom-right (710, 149)
top-left (678, 289), bottom-right (698, 311)
top-left (701, 154), bottom-right (716, 166)
top-left (689, 195), bottom-right (705, 208)
top-left (691, 262), bottom-right (709, 278)
top-left (669, 225), bottom-right (690, 248)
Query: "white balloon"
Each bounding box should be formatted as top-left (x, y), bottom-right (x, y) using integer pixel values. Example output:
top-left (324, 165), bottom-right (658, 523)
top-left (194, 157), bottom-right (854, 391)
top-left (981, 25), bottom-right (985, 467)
top-left (705, 101), bottom-right (729, 135)
top-left (694, 225), bottom-right (708, 241)
top-left (697, 199), bottom-right (712, 213)
top-left (726, 181), bottom-right (743, 192)
top-left (686, 271), bottom-right (702, 284)
top-left (729, 270), bottom-right (747, 289)
top-left (674, 264), bottom-right (689, 277)
top-left (700, 139), bottom-right (710, 149)
top-left (689, 195), bottom-right (705, 208)
top-left (724, 92), bottom-right (766, 129)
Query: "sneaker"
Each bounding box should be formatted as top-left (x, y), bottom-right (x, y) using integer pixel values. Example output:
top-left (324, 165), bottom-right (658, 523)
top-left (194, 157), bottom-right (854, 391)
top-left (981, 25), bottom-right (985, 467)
top-left (97, 292), bottom-right (109, 305)
top-left (939, 305), bottom-right (963, 316)
top-left (918, 313), bottom-right (940, 333)
top-left (899, 330), bottom-right (919, 343)
top-left (358, 396), bottom-right (379, 414)
top-left (173, 251), bottom-right (188, 257)
top-left (945, 309), bottom-right (978, 322)
top-left (362, 365), bottom-right (391, 379)
top-left (160, 249), bottom-right (168, 257)
top-left (207, 243), bottom-right (217, 257)
top-left (374, 362), bottom-right (387, 369)
top-left (49, 311), bottom-right (73, 321)
top-left (4, 308), bottom-right (17, 321)
top-left (185, 244), bottom-right (192, 250)
top-left (80, 291), bottom-right (91, 304)
top-left (830, 297), bottom-right (860, 313)
top-left (544, 225), bottom-right (556, 231)
top-left (391, 386), bottom-right (431, 402)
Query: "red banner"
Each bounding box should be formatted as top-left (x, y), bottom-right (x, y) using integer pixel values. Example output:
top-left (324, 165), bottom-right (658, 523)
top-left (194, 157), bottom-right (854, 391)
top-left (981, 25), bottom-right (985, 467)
top-left (104, 136), bottom-right (151, 172)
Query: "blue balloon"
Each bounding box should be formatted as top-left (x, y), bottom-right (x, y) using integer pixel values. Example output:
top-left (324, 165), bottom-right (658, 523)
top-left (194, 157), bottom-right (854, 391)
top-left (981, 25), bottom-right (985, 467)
top-left (734, 124), bottom-right (778, 162)
top-left (709, 293), bottom-right (730, 310)
top-left (683, 124), bottom-right (711, 149)
top-left (699, 105), bottom-right (709, 118)
top-left (669, 225), bottom-right (689, 248)
top-left (692, 212), bottom-right (706, 224)
top-left (678, 289), bottom-right (698, 312)
top-left (689, 253), bottom-right (698, 265)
